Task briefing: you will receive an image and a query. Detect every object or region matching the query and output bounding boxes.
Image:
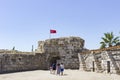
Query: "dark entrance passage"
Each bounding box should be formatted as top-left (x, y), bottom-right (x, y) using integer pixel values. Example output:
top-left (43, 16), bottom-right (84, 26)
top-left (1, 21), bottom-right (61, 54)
top-left (49, 56), bottom-right (60, 66)
top-left (107, 61), bottom-right (110, 73)
top-left (92, 61), bottom-right (95, 72)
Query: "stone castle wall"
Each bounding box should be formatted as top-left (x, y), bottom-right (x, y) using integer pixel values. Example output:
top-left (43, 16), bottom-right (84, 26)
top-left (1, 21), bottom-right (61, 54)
top-left (1, 36), bottom-right (120, 74)
top-left (0, 36), bottom-right (85, 73)
top-left (0, 52), bottom-right (47, 73)
top-left (78, 46), bottom-right (120, 74)
top-left (36, 37), bottom-right (85, 69)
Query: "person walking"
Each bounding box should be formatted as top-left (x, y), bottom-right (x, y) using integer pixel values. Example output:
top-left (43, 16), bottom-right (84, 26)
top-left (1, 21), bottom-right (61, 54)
top-left (52, 63), bottom-right (56, 74)
top-left (60, 63), bottom-right (64, 75)
top-left (56, 63), bottom-right (61, 75)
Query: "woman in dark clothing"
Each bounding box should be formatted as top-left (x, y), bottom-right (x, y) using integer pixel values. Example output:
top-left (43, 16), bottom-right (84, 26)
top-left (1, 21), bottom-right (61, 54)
top-left (52, 63), bottom-right (56, 74)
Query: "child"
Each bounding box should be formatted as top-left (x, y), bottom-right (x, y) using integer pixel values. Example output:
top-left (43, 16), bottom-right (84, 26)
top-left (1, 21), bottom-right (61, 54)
top-left (60, 63), bottom-right (64, 75)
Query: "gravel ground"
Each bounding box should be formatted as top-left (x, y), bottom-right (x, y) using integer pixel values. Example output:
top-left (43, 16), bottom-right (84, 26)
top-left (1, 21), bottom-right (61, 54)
top-left (0, 70), bottom-right (120, 80)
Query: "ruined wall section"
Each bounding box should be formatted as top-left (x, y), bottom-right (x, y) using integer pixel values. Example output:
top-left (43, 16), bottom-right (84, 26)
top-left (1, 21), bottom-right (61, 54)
top-left (0, 52), bottom-right (47, 73)
top-left (101, 51), bottom-right (120, 73)
top-left (0, 36), bottom-right (85, 73)
top-left (36, 37), bottom-right (85, 69)
top-left (79, 47), bottom-right (120, 74)
top-left (111, 50), bottom-right (120, 70)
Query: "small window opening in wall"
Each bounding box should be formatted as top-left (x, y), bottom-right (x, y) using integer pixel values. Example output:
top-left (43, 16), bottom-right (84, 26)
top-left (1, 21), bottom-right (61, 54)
top-left (18, 57), bottom-right (22, 61)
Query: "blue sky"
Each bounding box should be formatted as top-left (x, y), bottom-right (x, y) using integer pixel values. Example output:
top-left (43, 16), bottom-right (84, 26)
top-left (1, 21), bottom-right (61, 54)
top-left (0, 0), bottom-right (120, 51)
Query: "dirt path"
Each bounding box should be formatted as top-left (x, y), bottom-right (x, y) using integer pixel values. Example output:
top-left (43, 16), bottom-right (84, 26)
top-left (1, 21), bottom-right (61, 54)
top-left (0, 70), bottom-right (120, 80)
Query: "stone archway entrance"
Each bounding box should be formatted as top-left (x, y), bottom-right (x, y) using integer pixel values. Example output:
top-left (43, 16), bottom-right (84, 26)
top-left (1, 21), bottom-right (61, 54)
top-left (49, 56), bottom-right (60, 66)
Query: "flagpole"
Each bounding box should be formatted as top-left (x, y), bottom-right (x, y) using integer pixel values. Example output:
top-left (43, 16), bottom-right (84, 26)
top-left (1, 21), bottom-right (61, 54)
top-left (49, 32), bottom-right (51, 39)
top-left (49, 29), bottom-right (51, 39)
top-left (49, 26), bottom-right (51, 39)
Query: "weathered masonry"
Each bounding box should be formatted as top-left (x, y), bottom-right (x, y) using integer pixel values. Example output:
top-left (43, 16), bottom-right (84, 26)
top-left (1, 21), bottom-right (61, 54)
top-left (78, 46), bottom-right (120, 74)
top-left (36, 36), bottom-right (85, 69)
top-left (0, 36), bottom-right (85, 73)
top-left (0, 36), bottom-right (120, 74)
top-left (0, 51), bottom-right (47, 73)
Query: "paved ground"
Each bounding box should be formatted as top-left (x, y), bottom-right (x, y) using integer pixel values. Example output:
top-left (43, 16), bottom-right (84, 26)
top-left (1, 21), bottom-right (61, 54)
top-left (0, 70), bottom-right (120, 80)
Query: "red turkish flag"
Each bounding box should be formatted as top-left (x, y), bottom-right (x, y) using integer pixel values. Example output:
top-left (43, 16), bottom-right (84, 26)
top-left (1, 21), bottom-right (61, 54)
top-left (50, 29), bottom-right (56, 33)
